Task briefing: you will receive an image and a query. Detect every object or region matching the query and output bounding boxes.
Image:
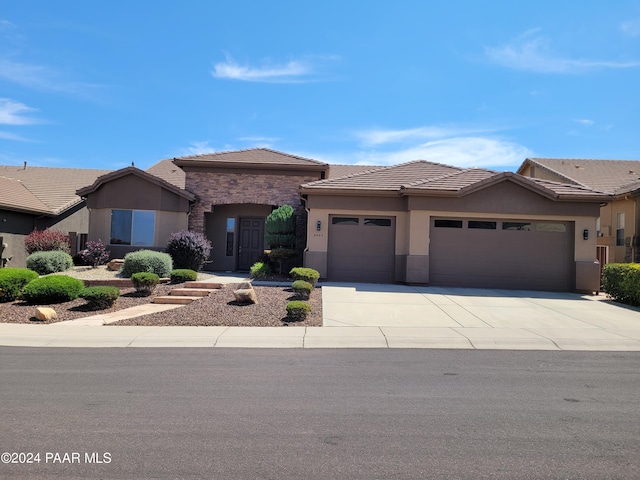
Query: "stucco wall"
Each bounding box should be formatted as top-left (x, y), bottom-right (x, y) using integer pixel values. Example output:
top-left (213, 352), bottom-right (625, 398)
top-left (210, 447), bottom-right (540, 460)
top-left (597, 198), bottom-right (636, 263)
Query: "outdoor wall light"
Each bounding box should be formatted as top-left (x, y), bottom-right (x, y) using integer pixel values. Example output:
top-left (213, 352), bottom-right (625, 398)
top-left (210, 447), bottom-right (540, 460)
top-left (583, 229), bottom-right (589, 240)
top-left (316, 220), bottom-right (321, 231)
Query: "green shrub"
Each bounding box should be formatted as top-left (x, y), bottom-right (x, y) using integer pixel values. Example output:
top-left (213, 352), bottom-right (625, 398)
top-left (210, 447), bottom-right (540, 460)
top-left (22, 275), bottom-right (84, 304)
top-left (79, 286), bottom-right (120, 310)
top-left (286, 300), bottom-right (311, 321)
top-left (0, 268), bottom-right (39, 303)
top-left (26, 251), bottom-right (74, 275)
top-left (170, 269), bottom-right (198, 283)
top-left (24, 228), bottom-right (70, 254)
top-left (265, 204), bottom-right (296, 248)
top-left (250, 261), bottom-right (271, 279)
top-left (602, 263), bottom-right (640, 306)
top-left (289, 267), bottom-right (320, 286)
top-left (121, 250), bottom-right (173, 278)
top-left (166, 231), bottom-right (211, 271)
top-left (131, 272), bottom-right (160, 296)
top-left (291, 280), bottom-right (313, 299)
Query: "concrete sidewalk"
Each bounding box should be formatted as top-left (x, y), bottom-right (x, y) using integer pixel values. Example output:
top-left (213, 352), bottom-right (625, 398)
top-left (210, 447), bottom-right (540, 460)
top-left (1, 282), bottom-right (640, 350)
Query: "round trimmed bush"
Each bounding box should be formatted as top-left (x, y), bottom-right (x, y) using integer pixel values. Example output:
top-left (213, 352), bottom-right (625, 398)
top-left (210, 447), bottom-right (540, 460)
top-left (131, 272), bottom-right (160, 296)
top-left (170, 269), bottom-right (198, 283)
top-left (26, 251), bottom-right (74, 275)
top-left (0, 268), bottom-right (39, 303)
top-left (22, 275), bottom-right (84, 304)
top-left (121, 250), bottom-right (173, 278)
top-left (250, 262), bottom-right (271, 279)
top-left (289, 267), bottom-right (320, 286)
top-left (79, 286), bottom-right (120, 310)
top-left (286, 300), bottom-right (311, 321)
top-left (291, 280), bottom-right (313, 299)
top-left (166, 231), bottom-right (211, 271)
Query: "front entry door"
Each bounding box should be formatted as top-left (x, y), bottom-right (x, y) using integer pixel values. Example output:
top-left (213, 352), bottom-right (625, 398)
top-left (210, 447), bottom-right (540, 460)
top-left (238, 217), bottom-right (265, 270)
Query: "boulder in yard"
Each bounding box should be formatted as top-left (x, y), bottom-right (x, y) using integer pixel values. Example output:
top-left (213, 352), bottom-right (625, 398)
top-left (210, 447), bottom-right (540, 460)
top-left (237, 281), bottom-right (253, 290)
top-left (107, 259), bottom-right (124, 271)
top-left (233, 288), bottom-right (258, 304)
top-left (35, 307), bottom-right (57, 321)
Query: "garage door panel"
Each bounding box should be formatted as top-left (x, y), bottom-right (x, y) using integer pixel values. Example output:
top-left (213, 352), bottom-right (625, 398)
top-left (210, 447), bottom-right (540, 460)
top-left (430, 218), bottom-right (573, 291)
top-left (328, 216), bottom-right (395, 282)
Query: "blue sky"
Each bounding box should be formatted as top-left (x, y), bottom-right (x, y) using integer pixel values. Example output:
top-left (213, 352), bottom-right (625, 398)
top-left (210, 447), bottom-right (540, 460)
top-left (1, 1), bottom-right (639, 172)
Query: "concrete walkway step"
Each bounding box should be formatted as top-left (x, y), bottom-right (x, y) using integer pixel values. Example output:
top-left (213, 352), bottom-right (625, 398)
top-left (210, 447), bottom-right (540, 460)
top-left (185, 281), bottom-right (222, 289)
top-left (153, 296), bottom-right (197, 305)
top-left (170, 288), bottom-right (215, 297)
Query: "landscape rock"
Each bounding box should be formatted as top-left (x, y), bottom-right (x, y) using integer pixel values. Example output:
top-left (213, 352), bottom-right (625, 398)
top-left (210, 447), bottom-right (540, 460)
top-left (233, 288), bottom-right (258, 304)
top-left (35, 307), bottom-right (57, 321)
top-left (107, 259), bottom-right (124, 271)
top-left (237, 281), bottom-right (253, 290)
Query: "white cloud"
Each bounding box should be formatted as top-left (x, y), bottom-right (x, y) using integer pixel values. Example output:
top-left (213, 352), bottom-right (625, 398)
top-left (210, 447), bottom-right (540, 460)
top-left (0, 98), bottom-right (39, 125)
top-left (177, 141), bottom-right (215, 156)
top-left (348, 137), bottom-right (533, 169)
top-left (355, 125), bottom-right (501, 147)
top-left (212, 54), bottom-right (313, 83)
top-left (485, 31), bottom-right (640, 73)
top-left (0, 59), bottom-right (104, 97)
top-left (573, 118), bottom-right (594, 126)
top-left (621, 18), bottom-right (640, 37)
top-left (0, 131), bottom-right (31, 141)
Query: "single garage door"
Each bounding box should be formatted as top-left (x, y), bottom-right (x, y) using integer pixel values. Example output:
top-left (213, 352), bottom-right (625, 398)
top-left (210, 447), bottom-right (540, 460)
top-left (328, 216), bottom-right (395, 282)
top-left (429, 218), bottom-right (574, 291)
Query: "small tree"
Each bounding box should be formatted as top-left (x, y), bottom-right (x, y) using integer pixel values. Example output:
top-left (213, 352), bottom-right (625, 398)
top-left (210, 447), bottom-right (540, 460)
top-left (265, 205), bottom-right (297, 273)
top-left (265, 205), bottom-right (296, 248)
top-left (80, 240), bottom-right (110, 268)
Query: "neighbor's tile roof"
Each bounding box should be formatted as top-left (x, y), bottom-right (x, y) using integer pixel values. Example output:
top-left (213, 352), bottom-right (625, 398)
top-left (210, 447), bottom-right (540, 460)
top-left (301, 160), bottom-right (462, 191)
top-left (519, 158), bottom-right (640, 195)
top-left (146, 159), bottom-right (186, 189)
top-left (172, 148), bottom-right (328, 168)
top-left (0, 176), bottom-right (52, 214)
top-left (0, 164), bottom-right (111, 215)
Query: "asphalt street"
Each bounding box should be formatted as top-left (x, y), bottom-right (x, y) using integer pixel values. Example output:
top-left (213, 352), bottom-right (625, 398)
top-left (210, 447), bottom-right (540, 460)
top-left (1, 348), bottom-right (639, 479)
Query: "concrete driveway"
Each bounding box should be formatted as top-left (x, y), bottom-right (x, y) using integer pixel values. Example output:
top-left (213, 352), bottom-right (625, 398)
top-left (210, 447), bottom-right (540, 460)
top-left (321, 283), bottom-right (640, 350)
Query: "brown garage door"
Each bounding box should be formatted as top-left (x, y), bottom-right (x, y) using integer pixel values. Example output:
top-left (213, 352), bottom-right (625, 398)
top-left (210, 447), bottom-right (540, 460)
top-left (328, 216), bottom-right (395, 282)
top-left (429, 218), bottom-right (574, 291)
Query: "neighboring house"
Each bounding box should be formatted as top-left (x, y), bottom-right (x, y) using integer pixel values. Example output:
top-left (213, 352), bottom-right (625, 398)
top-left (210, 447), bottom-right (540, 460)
top-left (76, 166), bottom-right (195, 259)
top-left (518, 158), bottom-right (640, 265)
top-left (0, 164), bottom-right (111, 267)
top-left (300, 160), bottom-right (608, 292)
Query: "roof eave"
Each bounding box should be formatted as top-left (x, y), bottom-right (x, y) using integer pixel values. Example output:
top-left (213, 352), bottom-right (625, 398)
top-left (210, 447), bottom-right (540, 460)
top-left (174, 159), bottom-right (328, 172)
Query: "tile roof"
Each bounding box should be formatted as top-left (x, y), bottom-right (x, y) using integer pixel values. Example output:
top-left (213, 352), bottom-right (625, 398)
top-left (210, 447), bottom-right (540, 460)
top-left (327, 164), bottom-right (381, 179)
top-left (0, 164), bottom-right (112, 215)
top-left (0, 176), bottom-right (52, 214)
top-left (146, 159), bottom-right (186, 189)
top-left (172, 148), bottom-right (328, 168)
top-left (519, 158), bottom-right (640, 195)
top-left (301, 160), bottom-right (462, 191)
top-left (301, 161), bottom-right (609, 201)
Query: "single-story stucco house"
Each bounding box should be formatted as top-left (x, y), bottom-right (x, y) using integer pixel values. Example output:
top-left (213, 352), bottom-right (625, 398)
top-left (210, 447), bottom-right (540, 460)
top-left (518, 158), bottom-right (640, 267)
top-left (0, 163), bottom-right (111, 267)
top-left (74, 148), bottom-right (608, 292)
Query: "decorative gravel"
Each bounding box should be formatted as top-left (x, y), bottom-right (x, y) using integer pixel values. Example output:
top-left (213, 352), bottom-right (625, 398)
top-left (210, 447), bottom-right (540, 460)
top-left (110, 284), bottom-right (322, 327)
top-left (0, 266), bottom-right (322, 326)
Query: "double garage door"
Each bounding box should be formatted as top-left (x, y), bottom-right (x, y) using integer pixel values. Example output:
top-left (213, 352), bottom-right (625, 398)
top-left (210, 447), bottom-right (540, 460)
top-left (327, 214), bottom-right (574, 290)
top-left (429, 218), bottom-right (574, 291)
top-left (327, 215), bottom-right (395, 283)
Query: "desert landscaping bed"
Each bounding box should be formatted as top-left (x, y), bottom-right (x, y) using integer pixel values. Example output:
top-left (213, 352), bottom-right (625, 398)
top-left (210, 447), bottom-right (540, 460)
top-left (0, 266), bottom-right (322, 326)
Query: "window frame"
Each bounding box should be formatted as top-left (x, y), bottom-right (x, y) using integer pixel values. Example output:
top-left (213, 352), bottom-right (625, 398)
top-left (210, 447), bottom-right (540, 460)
top-left (110, 209), bottom-right (156, 246)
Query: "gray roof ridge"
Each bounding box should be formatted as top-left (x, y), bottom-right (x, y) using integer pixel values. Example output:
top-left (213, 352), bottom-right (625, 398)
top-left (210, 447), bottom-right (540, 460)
top-left (527, 176), bottom-right (609, 195)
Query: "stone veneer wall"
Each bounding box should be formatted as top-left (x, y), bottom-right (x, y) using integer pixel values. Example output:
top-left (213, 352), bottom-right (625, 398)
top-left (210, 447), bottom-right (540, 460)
top-left (185, 170), bottom-right (322, 251)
